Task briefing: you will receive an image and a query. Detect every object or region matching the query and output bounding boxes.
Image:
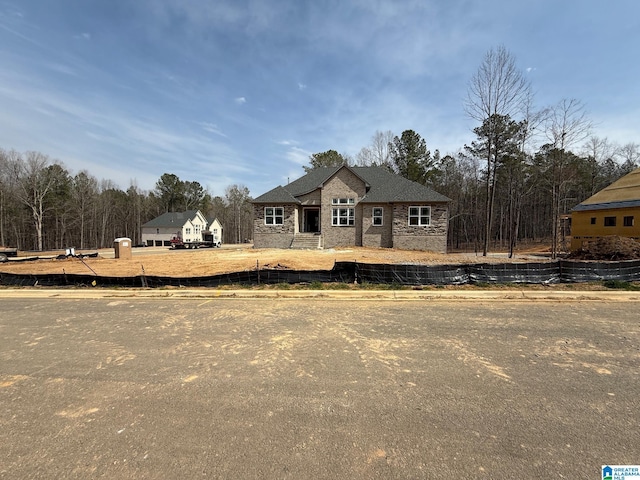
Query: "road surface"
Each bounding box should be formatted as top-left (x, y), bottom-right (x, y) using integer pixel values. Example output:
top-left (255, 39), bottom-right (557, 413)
top-left (1, 295), bottom-right (638, 479)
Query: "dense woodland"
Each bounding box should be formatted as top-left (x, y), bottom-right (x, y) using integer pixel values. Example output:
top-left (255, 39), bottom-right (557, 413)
top-left (1, 47), bottom-right (638, 255)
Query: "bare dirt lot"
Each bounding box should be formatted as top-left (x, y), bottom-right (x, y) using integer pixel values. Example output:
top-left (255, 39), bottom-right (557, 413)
top-left (0, 245), bottom-right (550, 278)
top-left (2, 297), bottom-right (639, 478)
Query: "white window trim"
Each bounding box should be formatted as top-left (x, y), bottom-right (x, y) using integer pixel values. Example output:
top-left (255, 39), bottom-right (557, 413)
top-left (332, 207), bottom-right (355, 226)
top-left (264, 206), bottom-right (284, 225)
top-left (332, 197), bottom-right (355, 205)
top-left (372, 207), bottom-right (383, 226)
top-left (408, 206), bottom-right (431, 226)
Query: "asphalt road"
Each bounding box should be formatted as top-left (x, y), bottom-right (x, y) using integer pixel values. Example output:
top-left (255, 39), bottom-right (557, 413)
top-left (1, 296), bottom-right (639, 479)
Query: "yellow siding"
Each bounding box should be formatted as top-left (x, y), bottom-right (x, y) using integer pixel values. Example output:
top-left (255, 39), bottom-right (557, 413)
top-left (570, 207), bottom-right (640, 250)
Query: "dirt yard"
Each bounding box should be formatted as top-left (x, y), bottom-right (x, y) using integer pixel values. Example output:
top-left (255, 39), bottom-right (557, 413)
top-left (0, 245), bottom-right (550, 278)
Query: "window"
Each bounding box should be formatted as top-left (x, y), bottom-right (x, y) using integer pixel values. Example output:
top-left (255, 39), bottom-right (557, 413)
top-left (332, 207), bottom-right (355, 226)
top-left (372, 207), bottom-right (383, 226)
top-left (409, 206), bottom-right (431, 226)
top-left (332, 198), bottom-right (355, 205)
top-left (186, 228), bottom-right (191, 234)
top-left (590, 217), bottom-right (596, 225)
top-left (624, 216), bottom-right (634, 227)
top-left (265, 207), bottom-right (284, 225)
top-left (604, 216), bottom-right (616, 227)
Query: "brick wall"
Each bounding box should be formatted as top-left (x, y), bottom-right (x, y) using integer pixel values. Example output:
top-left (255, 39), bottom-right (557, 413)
top-left (392, 203), bottom-right (448, 252)
top-left (252, 204), bottom-right (296, 248)
top-left (320, 169), bottom-right (367, 248)
top-left (362, 204), bottom-right (393, 248)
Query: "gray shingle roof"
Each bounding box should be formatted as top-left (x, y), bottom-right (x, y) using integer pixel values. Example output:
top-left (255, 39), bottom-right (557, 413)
top-left (572, 200), bottom-right (640, 212)
top-left (142, 210), bottom-right (205, 228)
top-left (252, 166), bottom-right (451, 204)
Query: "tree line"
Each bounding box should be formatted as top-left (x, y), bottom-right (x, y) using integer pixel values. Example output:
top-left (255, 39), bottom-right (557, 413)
top-left (1, 46), bottom-right (638, 254)
top-left (0, 150), bottom-right (252, 251)
top-left (304, 47), bottom-right (640, 257)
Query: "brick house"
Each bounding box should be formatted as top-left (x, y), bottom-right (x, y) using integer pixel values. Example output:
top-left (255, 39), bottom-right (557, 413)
top-left (252, 165), bottom-right (451, 252)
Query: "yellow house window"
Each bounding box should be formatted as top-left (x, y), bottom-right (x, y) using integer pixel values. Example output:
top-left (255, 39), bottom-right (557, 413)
top-left (624, 216), bottom-right (634, 227)
top-left (590, 217), bottom-right (596, 225)
top-left (604, 216), bottom-right (616, 227)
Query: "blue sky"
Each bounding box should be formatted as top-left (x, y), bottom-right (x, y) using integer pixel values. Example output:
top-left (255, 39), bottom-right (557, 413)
top-left (1, 0), bottom-right (639, 197)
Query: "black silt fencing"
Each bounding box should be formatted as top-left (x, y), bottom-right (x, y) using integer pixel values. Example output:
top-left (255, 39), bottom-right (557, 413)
top-left (350, 262), bottom-right (468, 285)
top-left (3, 259), bottom-right (640, 288)
top-left (560, 259), bottom-right (640, 283)
top-left (467, 262), bottom-right (562, 285)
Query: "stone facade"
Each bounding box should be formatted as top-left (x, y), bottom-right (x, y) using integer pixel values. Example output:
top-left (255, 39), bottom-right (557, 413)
top-left (392, 204), bottom-right (448, 252)
top-left (320, 169), bottom-right (367, 248)
top-left (252, 204), bottom-right (297, 249)
top-left (361, 204), bottom-right (393, 248)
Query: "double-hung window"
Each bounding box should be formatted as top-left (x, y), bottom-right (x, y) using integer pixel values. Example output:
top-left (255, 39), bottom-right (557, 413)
top-left (408, 206), bottom-right (431, 226)
top-left (265, 207), bottom-right (284, 225)
top-left (372, 207), bottom-right (383, 226)
top-left (332, 198), bottom-right (355, 226)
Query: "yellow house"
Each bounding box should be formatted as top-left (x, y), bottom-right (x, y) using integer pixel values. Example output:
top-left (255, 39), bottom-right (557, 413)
top-left (571, 168), bottom-right (640, 250)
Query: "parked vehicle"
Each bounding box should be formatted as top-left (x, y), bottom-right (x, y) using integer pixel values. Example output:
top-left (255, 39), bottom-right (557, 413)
top-left (0, 246), bottom-right (18, 261)
top-left (170, 231), bottom-right (222, 249)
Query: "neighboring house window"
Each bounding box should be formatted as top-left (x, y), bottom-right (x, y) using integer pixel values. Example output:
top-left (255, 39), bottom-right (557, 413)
top-left (624, 216), bottom-right (634, 227)
top-left (332, 207), bottom-right (355, 226)
top-left (156, 228), bottom-right (160, 234)
top-left (186, 228), bottom-right (191, 234)
top-left (590, 217), bottom-right (596, 225)
top-left (409, 206), bottom-right (431, 226)
top-left (213, 228), bottom-right (218, 234)
top-left (604, 216), bottom-right (616, 227)
top-left (372, 207), bottom-right (383, 226)
top-left (265, 207), bottom-right (284, 225)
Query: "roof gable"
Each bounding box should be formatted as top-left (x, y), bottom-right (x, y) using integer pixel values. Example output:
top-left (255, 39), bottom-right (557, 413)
top-left (573, 168), bottom-right (640, 211)
top-left (142, 210), bottom-right (207, 228)
top-left (253, 166), bottom-right (451, 204)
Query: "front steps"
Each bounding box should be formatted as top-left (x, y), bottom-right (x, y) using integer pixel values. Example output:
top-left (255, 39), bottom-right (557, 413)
top-left (290, 233), bottom-right (322, 249)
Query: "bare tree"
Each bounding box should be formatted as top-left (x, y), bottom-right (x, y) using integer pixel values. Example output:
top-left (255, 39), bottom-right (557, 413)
top-left (356, 130), bottom-right (394, 167)
top-left (616, 142), bottom-right (640, 173)
top-left (225, 184), bottom-right (252, 244)
top-left (465, 45), bottom-right (531, 255)
top-left (13, 152), bottom-right (56, 251)
top-left (545, 99), bottom-right (592, 258)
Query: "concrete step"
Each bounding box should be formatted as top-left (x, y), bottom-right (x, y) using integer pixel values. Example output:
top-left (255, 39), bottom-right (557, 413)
top-left (290, 234), bottom-right (322, 249)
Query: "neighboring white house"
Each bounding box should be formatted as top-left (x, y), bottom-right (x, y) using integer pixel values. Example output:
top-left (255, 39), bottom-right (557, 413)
top-left (141, 210), bottom-right (221, 247)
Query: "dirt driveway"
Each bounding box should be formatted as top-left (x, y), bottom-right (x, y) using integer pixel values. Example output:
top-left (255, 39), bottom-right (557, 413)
top-left (1, 296), bottom-right (638, 479)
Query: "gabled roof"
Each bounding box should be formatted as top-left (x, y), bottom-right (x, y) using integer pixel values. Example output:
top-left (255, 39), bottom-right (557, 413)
top-left (573, 168), bottom-right (640, 212)
top-left (253, 185), bottom-right (301, 204)
top-left (353, 167), bottom-right (450, 203)
top-left (253, 165), bottom-right (451, 204)
top-left (142, 210), bottom-right (206, 228)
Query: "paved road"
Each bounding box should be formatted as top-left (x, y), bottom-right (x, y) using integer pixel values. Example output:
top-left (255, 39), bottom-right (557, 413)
top-left (1, 296), bottom-right (639, 479)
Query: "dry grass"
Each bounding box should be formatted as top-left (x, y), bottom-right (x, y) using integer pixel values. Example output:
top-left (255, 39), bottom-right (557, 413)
top-left (0, 244), bottom-right (550, 278)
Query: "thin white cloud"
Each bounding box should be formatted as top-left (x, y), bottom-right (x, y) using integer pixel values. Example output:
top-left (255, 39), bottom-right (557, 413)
top-left (235, 96), bottom-right (246, 105)
top-left (285, 146), bottom-right (311, 165)
top-left (298, 82), bottom-right (307, 91)
top-left (199, 122), bottom-right (227, 137)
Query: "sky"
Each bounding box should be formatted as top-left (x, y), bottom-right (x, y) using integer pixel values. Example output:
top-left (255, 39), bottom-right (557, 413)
top-left (1, 0), bottom-right (639, 198)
